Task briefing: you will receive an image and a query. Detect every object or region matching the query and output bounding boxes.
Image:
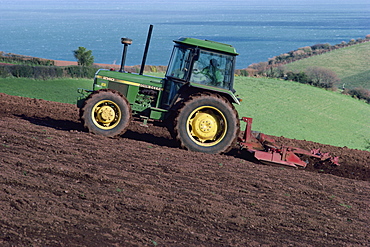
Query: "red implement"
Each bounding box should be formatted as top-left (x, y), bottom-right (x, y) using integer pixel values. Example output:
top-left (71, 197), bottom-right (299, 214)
top-left (238, 117), bottom-right (340, 168)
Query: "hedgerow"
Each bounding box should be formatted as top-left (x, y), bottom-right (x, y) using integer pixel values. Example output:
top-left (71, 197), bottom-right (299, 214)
top-left (344, 87), bottom-right (370, 103)
top-left (0, 52), bottom-right (54, 66)
top-left (0, 64), bottom-right (96, 79)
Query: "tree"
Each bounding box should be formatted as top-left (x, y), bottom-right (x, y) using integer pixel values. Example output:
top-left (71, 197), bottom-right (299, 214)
top-left (305, 67), bottom-right (340, 89)
top-left (248, 62), bottom-right (268, 76)
top-left (285, 71), bottom-right (310, 84)
top-left (299, 46), bottom-right (312, 54)
top-left (348, 87), bottom-right (370, 103)
top-left (73, 47), bottom-right (94, 66)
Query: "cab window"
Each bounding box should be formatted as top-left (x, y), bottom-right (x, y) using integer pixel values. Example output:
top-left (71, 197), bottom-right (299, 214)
top-left (190, 50), bottom-right (234, 89)
top-left (166, 46), bottom-right (191, 80)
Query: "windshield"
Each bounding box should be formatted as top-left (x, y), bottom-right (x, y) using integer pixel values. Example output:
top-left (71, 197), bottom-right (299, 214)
top-left (166, 46), bottom-right (192, 80)
top-left (190, 50), bottom-right (234, 89)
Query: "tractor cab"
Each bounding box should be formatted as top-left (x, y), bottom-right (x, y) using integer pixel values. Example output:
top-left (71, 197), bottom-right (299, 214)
top-left (162, 37), bottom-right (239, 107)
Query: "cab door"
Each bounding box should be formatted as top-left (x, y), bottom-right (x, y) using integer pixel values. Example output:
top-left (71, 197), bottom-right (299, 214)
top-left (162, 45), bottom-right (193, 108)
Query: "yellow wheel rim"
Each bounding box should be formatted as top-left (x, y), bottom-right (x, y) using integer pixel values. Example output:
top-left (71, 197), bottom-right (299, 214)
top-left (187, 106), bottom-right (227, 147)
top-left (92, 100), bottom-right (122, 130)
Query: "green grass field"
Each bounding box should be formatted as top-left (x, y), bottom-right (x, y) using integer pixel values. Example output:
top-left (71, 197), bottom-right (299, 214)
top-left (233, 76), bottom-right (370, 151)
top-left (0, 78), bottom-right (92, 104)
top-left (284, 42), bottom-right (370, 90)
top-left (1, 76), bottom-right (369, 150)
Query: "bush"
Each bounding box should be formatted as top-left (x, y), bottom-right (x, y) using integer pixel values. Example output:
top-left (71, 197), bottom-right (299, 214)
top-left (347, 87), bottom-right (370, 103)
top-left (235, 68), bottom-right (258, 77)
top-left (149, 65), bottom-right (157, 73)
top-left (73, 47), bottom-right (94, 67)
top-left (265, 66), bottom-right (286, 78)
top-left (66, 66), bottom-right (96, 78)
top-left (248, 62), bottom-right (268, 76)
top-left (311, 43), bottom-right (331, 50)
top-left (33, 66), bottom-right (64, 79)
top-left (0, 66), bottom-right (11, 78)
top-left (10, 65), bottom-right (33, 78)
top-left (305, 67), bottom-right (340, 89)
top-left (285, 71), bottom-right (310, 84)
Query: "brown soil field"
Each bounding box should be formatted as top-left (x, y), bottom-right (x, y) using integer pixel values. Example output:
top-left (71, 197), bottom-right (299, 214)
top-left (0, 92), bottom-right (369, 246)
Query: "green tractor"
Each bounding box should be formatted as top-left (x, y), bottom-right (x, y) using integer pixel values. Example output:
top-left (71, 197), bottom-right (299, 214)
top-left (77, 25), bottom-right (240, 154)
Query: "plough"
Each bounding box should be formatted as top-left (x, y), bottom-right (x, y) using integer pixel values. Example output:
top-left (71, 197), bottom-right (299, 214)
top-left (238, 117), bottom-right (340, 168)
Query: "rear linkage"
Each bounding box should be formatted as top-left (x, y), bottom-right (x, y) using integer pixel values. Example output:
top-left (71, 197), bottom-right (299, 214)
top-left (238, 117), bottom-right (340, 168)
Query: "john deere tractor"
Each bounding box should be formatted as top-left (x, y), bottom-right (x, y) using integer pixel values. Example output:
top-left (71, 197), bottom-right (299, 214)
top-left (77, 25), bottom-right (240, 154)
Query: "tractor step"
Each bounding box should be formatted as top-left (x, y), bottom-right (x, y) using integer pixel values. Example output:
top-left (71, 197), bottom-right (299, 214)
top-left (239, 117), bottom-right (340, 168)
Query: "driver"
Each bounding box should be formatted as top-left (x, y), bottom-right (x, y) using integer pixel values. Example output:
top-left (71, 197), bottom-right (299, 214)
top-left (192, 58), bottom-right (224, 86)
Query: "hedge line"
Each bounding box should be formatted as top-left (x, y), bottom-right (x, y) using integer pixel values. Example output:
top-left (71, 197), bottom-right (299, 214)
top-left (0, 64), bottom-right (97, 79)
top-left (0, 52), bottom-right (55, 66)
top-left (248, 36), bottom-right (370, 69)
top-left (344, 87), bottom-right (370, 104)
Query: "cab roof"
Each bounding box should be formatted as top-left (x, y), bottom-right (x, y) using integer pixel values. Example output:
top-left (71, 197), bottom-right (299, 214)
top-left (174, 37), bottom-right (239, 56)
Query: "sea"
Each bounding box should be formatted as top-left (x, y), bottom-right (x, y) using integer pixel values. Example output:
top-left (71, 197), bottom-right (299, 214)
top-left (1, 0), bottom-right (369, 69)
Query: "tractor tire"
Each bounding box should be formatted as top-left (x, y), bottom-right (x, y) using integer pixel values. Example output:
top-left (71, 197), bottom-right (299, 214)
top-left (172, 93), bottom-right (239, 154)
top-left (80, 89), bottom-right (132, 137)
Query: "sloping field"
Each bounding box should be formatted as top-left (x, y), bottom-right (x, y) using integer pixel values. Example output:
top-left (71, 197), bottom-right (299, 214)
top-left (284, 42), bottom-right (370, 90)
top-left (0, 93), bottom-right (369, 246)
top-left (1, 76), bottom-right (369, 151)
top-left (234, 77), bottom-right (370, 151)
top-left (0, 77), bottom-right (92, 104)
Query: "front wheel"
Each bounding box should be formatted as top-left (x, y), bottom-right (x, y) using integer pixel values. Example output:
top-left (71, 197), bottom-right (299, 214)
top-left (172, 93), bottom-right (239, 154)
top-left (80, 89), bottom-right (132, 137)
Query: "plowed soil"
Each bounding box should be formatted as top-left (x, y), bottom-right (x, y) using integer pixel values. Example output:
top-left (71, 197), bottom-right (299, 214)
top-left (0, 93), bottom-right (369, 247)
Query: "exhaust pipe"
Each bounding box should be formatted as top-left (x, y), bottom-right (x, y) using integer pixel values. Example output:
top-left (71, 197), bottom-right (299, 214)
top-left (119, 37), bottom-right (132, 72)
top-left (139, 24), bottom-right (153, 75)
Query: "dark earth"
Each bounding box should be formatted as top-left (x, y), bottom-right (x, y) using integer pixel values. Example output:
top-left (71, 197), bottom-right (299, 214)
top-left (0, 92), bottom-right (369, 246)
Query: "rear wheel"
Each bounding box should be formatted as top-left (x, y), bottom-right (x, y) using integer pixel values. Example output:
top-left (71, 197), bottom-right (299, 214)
top-left (172, 93), bottom-right (239, 154)
top-left (80, 89), bottom-right (131, 137)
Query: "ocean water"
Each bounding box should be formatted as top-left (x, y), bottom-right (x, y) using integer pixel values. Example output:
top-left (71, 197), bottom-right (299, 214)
top-left (1, 0), bottom-right (369, 69)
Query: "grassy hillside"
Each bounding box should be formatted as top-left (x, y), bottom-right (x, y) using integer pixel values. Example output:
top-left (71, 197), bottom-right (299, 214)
top-left (284, 42), bottom-right (370, 90)
top-left (1, 76), bottom-right (369, 150)
top-left (234, 77), bottom-right (370, 151)
top-left (0, 78), bottom-right (92, 104)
